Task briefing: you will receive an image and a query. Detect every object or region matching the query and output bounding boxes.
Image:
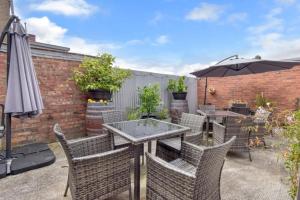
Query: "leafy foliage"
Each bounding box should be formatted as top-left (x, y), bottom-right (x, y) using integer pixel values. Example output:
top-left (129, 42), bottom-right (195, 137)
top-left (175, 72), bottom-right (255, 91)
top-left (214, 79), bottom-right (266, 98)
top-left (282, 110), bottom-right (300, 199)
top-left (265, 109), bottom-right (300, 199)
top-left (127, 108), bottom-right (141, 120)
top-left (255, 92), bottom-right (272, 108)
top-left (156, 107), bottom-right (169, 120)
top-left (167, 76), bottom-right (187, 93)
top-left (73, 53), bottom-right (131, 92)
top-left (138, 84), bottom-right (161, 117)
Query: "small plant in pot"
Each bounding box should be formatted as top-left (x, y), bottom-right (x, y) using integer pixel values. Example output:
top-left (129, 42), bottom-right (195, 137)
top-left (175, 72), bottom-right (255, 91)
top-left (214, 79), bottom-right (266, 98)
top-left (73, 53), bottom-right (131, 100)
top-left (167, 76), bottom-right (188, 100)
top-left (138, 84), bottom-right (161, 118)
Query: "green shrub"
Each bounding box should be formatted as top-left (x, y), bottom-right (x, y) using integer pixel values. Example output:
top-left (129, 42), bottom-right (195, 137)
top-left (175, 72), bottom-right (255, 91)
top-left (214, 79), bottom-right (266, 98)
top-left (255, 92), bottom-right (272, 108)
top-left (167, 76), bottom-right (187, 93)
top-left (73, 53), bottom-right (131, 92)
top-left (156, 108), bottom-right (169, 120)
top-left (127, 108), bottom-right (141, 120)
top-left (138, 84), bottom-right (161, 117)
top-left (282, 111), bottom-right (300, 199)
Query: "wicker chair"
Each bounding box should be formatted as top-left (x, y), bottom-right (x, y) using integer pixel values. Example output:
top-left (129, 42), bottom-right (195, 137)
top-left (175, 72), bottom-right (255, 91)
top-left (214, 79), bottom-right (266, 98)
top-left (156, 113), bottom-right (206, 161)
top-left (53, 124), bottom-right (132, 200)
top-left (198, 104), bottom-right (223, 124)
top-left (146, 136), bottom-right (236, 200)
top-left (101, 110), bottom-right (131, 148)
top-left (223, 116), bottom-right (253, 161)
top-left (102, 110), bottom-right (144, 163)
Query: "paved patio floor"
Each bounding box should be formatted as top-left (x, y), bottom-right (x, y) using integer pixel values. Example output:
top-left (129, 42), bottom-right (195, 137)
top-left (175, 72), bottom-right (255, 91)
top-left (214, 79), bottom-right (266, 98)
top-left (0, 136), bottom-right (291, 200)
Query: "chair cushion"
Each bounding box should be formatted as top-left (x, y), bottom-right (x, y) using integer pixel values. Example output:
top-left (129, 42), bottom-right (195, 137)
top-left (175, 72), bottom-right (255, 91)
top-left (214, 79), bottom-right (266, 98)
top-left (169, 158), bottom-right (196, 174)
top-left (114, 135), bottom-right (130, 147)
top-left (159, 137), bottom-right (181, 151)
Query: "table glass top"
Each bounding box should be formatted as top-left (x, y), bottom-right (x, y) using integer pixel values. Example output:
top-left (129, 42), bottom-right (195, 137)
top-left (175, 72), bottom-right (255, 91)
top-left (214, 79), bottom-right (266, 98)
top-left (105, 118), bottom-right (186, 139)
top-left (197, 110), bottom-right (243, 117)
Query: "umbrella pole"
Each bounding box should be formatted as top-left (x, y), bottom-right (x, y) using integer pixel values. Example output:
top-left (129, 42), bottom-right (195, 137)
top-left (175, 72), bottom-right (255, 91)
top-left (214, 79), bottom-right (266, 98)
top-left (5, 32), bottom-right (12, 159)
top-left (5, 115), bottom-right (11, 159)
top-left (204, 77), bottom-right (208, 105)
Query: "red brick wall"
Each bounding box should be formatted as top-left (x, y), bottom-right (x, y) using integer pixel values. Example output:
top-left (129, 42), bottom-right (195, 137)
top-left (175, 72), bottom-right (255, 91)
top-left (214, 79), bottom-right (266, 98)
top-left (0, 52), bottom-right (87, 146)
top-left (197, 65), bottom-right (300, 111)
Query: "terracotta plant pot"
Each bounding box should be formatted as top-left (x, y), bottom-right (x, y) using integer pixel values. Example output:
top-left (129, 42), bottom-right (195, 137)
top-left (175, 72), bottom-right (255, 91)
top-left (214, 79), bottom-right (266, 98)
top-left (172, 92), bottom-right (187, 100)
top-left (88, 89), bottom-right (112, 101)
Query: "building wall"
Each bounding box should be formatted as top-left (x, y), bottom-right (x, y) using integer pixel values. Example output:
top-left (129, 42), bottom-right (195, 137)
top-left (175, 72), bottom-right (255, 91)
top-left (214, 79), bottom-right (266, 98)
top-left (0, 47), bottom-right (198, 147)
top-left (0, 52), bottom-right (87, 146)
top-left (197, 65), bottom-right (300, 111)
top-left (0, 0), bottom-right (10, 33)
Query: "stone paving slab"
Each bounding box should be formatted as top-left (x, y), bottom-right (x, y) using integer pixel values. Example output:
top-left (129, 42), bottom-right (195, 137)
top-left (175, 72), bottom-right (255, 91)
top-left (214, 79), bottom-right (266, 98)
top-left (0, 137), bottom-right (291, 200)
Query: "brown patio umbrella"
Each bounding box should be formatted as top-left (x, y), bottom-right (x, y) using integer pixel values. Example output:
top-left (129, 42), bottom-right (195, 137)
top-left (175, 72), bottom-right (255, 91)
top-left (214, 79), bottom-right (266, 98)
top-left (191, 55), bottom-right (300, 104)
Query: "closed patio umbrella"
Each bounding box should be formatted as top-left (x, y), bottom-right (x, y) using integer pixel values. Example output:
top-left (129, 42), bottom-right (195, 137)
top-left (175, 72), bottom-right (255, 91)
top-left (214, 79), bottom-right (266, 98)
top-left (0, 13), bottom-right (44, 163)
top-left (191, 55), bottom-right (300, 104)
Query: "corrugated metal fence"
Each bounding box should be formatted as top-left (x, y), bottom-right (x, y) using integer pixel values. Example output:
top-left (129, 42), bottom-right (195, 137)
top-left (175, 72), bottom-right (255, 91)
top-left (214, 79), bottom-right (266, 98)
top-left (112, 70), bottom-right (198, 114)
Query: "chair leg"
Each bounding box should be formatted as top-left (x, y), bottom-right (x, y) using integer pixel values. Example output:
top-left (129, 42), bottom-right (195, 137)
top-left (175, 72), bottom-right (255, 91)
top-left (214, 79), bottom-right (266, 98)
top-left (262, 139), bottom-right (267, 148)
top-left (248, 151), bottom-right (252, 162)
top-left (64, 174), bottom-right (69, 197)
top-left (142, 155), bottom-right (145, 165)
top-left (129, 186), bottom-right (132, 200)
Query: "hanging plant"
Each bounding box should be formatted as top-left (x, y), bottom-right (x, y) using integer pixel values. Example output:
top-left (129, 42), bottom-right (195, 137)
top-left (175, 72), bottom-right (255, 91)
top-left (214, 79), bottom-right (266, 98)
top-left (208, 87), bottom-right (216, 95)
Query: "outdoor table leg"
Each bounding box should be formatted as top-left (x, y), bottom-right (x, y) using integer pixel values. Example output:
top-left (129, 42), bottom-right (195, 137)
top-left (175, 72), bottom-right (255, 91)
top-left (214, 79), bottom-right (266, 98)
top-left (133, 144), bottom-right (141, 200)
top-left (148, 141), bottom-right (152, 153)
top-left (206, 116), bottom-right (210, 139)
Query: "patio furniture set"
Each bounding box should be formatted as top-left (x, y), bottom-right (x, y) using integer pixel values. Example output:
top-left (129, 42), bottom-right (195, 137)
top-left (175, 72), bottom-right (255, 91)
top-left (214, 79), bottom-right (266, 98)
top-left (53, 105), bottom-right (270, 200)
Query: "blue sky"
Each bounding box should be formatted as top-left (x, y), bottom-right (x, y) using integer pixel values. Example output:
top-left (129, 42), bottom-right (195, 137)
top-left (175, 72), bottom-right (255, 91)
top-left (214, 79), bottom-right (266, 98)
top-left (15, 0), bottom-right (300, 74)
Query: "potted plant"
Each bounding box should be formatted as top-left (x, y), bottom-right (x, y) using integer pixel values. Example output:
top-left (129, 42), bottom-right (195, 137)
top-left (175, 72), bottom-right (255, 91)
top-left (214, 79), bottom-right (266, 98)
top-left (138, 84), bottom-right (161, 118)
top-left (229, 99), bottom-right (248, 108)
top-left (255, 92), bottom-right (272, 109)
top-left (167, 76), bottom-right (188, 100)
top-left (73, 53), bottom-right (131, 100)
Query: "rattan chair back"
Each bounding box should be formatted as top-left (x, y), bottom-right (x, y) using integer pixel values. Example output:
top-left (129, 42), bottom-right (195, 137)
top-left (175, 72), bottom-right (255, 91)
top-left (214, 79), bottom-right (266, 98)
top-left (180, 112), bottom-right (206, 133)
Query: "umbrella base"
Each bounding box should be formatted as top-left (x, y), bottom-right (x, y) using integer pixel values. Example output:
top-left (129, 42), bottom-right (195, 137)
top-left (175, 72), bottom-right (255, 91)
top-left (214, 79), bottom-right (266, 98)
top-left (0, 143), bottom-right (55, 178)
top-left (0, 160), bottom-right (6, 178)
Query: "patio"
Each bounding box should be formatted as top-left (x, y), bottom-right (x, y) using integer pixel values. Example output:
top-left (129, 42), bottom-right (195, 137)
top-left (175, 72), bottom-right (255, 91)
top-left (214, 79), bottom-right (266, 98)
top-left (0, 136), bottom-right (290, 200)
top-left (0, 1), bottom-right (300, 200)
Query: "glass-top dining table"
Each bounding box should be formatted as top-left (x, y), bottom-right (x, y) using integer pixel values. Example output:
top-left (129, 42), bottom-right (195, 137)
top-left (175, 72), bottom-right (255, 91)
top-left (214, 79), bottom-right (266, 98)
top-left (103, 118), bottom-right (191, 200)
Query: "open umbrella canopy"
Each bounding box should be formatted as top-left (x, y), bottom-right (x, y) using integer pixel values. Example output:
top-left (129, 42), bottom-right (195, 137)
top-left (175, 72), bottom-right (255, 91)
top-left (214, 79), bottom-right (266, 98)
top-left (4, 20), bottom-right (44, 118)
top-left (191, 55), bottom-right (300, 105)
top-left (191, 55), bottom-right (300, 77)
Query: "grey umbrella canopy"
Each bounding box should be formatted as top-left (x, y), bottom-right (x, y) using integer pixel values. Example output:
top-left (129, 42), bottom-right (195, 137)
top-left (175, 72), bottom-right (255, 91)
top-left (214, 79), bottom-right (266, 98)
top-left (191, 55), bottom-right (300, 104)
top-left (0, 16), bottom-right (44, 159)
top-left (4, 20), bottom-right (44, 117)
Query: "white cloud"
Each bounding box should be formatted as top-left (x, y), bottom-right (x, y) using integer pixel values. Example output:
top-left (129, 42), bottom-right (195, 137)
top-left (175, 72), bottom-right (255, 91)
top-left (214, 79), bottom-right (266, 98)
top-left (185, 3), bottom-right (225, 21)
top-left (154, 35), bottom-right (169, 45)
top-left (25, 17), bottom-right (67, 44)
top-left (227, 12), bottom-right (248, 24)
top-left (25, 16), bottom-right (120, 55)
top-left (149, 12), bottom-right (164, 25)
top-left (115, 58), bottom-right (176, 75)
top-left (30, 0), bottom-right (98, 16)
top-left (248, 8), bottom-right (283, 34)
top-left (115, 57), bottom-right (214, 76)
top-left (179, 62), bottom-right (213, 75)
top-left (250, 33), bottom-right (300, 59)
top-left (247, 8), bottom-right (300, 59)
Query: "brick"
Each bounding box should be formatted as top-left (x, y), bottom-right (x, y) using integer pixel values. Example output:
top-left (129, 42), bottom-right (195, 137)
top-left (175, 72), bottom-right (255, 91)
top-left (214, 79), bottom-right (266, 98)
top-left (0, 52), bottom-right (86, 147)
top-left (197, 65), bottom-right (300, 111)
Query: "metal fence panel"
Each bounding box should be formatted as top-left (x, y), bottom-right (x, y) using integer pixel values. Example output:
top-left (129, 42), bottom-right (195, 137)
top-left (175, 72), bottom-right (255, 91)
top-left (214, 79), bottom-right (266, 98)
top-left (112, 70), bottom-right (198, 114)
